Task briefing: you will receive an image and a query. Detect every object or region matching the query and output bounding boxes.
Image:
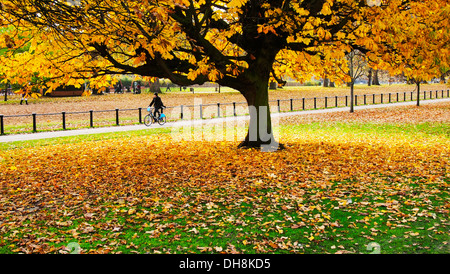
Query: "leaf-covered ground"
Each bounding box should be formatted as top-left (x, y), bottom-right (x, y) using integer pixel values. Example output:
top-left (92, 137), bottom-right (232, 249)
top-left (0, 102), bottom-right (449, 254)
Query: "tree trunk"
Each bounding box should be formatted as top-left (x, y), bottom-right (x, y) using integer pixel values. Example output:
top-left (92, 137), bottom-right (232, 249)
top-left (416, 81), bottom-right (420, 107)
top-left (348, 52), bottom-right (354, 113)
top-left (237, 73), bottom-right (283, 151)
top-left (373, 70), bottom-right (380, 85)
top-left (440, 70), bottom-right (449, 83)
top-left (3, 81), bottom-right (10, 101)
top-left (150, 79), bottom-right (161, 93)
top-left (323, 77), bottom-right (329, 87)
top-left (368, 69), bottom-right (372, 86)
top-left (269, 81), bottom-right (277, 90)
top-left (350, 82), bottom-right (354, 113)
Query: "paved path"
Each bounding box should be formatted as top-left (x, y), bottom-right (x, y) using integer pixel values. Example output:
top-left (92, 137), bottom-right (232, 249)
top-left (1, 98), bottom-right (449, 143)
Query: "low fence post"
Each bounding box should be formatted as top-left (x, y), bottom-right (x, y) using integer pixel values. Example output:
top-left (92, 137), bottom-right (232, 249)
top-left (302, 98), bottom-right (305, 110)
top-left (355, 95), bottom-right (358, 106)
top-left (217, 103), bottom-right (221, 117)
top-left (62, 111), bottom-right (66, 130)
top-left (233, 102), bottom-right (236, 116)
top-left (325, 96), bottom-right (328, 108)
top-left (410, 91), bottom-right (413, 101)
top-left (381, 93), bottom-right (383, 104)
top-left (290, 98), bottom-right (293, 111)
top-left (0, 115), bottom-right (4, 135)
top-left (373, 94), bottom-right (375, 104)
top-left (277, 99), bottom-right (281, 112)
top-left (115, 109), bottom-right (119, 126)
top-left (32, 113), bottom-right (37, 132)
top-left (364, 94), bottom-right (366, 105)
top-left (388, 93), bottom-right (391, 103)
top-left (180, 105), bottom-right (184, 119)
top-left (335, 96), bottom-right (338, 107)
top-left (314, 97), bottom-right (317, 109)
top-left (90, 110), bottom-right (94, 128)
top-left (200, 104), bottom-right (203, 119)
top-left (138, 107), bottom-right (142, 123)
top-left (345, 95), bottom-right (348, 106)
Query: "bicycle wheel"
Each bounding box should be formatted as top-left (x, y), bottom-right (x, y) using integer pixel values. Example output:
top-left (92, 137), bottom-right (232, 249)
top-left (158, 115), bottom-right (166, 125)
top-left (143, 114), bottom-right (153, 126)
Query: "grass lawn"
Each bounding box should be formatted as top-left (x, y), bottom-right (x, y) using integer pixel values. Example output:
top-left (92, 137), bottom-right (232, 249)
top-left (0, 102), bottom-right (449, 254)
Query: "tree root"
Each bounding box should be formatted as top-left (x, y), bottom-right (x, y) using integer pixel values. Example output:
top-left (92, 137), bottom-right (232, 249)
top-left (237, 140), bottom-right (286, 152)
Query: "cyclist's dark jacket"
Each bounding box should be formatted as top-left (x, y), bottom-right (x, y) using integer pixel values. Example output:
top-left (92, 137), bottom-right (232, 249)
top-left (149, 96), bottom-right (164, 109)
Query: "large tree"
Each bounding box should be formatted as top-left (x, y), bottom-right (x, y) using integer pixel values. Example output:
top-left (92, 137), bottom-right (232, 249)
top-left (0, 0), bottom-right (448, 149)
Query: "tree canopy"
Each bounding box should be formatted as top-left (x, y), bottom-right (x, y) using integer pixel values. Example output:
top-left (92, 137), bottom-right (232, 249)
top-left (0, 0), bottom-right (448, 149)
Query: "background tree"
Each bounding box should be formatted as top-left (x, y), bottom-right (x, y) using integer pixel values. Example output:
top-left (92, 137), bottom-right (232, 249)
top-left (0, 0), bottom-right (448, 149)
top-left (367, 68), bottom-right (381, 86)
top-left (0, 25), bottom-right (44, 101)
top-left (344, 50), bottom-right (368, 113)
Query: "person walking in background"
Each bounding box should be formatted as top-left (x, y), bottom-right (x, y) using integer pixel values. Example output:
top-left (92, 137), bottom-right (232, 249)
top-left (20, 92), bottom-right (28, 105)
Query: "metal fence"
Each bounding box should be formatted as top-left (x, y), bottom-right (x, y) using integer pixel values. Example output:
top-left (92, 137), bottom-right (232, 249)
top-left (1, 89), bottom-right (449, 135)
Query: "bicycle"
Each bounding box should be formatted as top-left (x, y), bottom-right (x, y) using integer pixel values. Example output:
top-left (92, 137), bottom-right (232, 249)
top-left (144, 107), bottom-right (166, 126)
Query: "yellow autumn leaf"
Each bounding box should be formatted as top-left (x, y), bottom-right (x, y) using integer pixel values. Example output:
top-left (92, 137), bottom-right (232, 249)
top-left (228, 0), bottom-right (247, 8)
top-left (321, 3), bottom-right (332, 16)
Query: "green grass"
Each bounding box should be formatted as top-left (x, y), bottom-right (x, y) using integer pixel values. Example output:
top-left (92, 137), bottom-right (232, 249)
top-left (15, 176), bottom-right (446, 254)
top-left (1, 120), bottom-right (448, 152)
top-left (2, 190), bottom-right (448, 254)
top-left (283, 122), bottom-right (450, 139)
top-left (0, 127), bottom-right (172, 151)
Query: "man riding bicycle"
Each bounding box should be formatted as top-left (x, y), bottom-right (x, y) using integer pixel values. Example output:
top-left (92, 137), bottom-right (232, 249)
top-left (149, 92), bottom-right (166, 122)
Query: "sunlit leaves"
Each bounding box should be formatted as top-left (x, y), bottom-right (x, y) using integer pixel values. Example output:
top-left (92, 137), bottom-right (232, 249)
top-left (0, 0), bottom-right (448, 93)
top-left (365, 0), bottom-right (450, 82)
top-left (228, 0), bottom-right (247, 8)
